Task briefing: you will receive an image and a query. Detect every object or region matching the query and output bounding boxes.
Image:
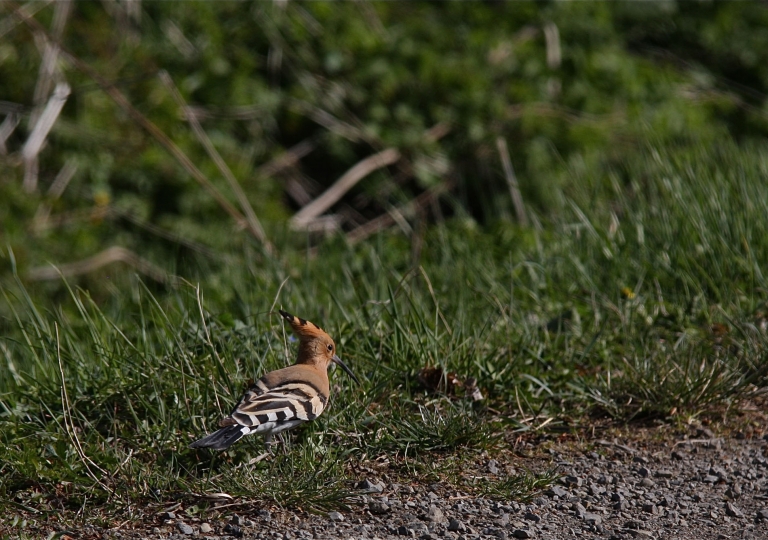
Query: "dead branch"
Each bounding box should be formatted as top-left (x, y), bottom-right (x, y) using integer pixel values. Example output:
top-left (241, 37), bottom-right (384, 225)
top-left (291, 147), bottom-right (401, 228)
top-left (31, 0), bottom-right (70, 113)
top-left (159, 70), bottom-right (273, 254)
top-left (22, 82), bottom-right (70, 192)
top-left (496, 136), bottom-right (528, 227)
top-left (0, 0), bottom-right (53, 40)
top-left (256, 137), bottom-right (317, 179)
top-left (27, 246), bottom-right (175, 285)
top-left (31, 158), bottom-right (78, 231)
top-left (288, 98), bottom-right (366, 143)
top-left (0, 109), bottom-right (20, 156)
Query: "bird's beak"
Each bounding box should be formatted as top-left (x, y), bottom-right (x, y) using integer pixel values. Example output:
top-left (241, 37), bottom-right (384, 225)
top-left (332, 355), bottom-right (361, 385)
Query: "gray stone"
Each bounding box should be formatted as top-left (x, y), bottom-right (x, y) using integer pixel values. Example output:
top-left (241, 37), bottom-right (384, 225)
top-left (725, 484), bottom-right (742, 499)
top-left (369, 500), bottom-right (391, 514)
top-left (546, 486), bottom-right (568, 498)
top-left (223, 524), bottom-right (242, 538)
top-left (654, 470), bottom-right (674, 478)
top-left (447, 518), bottom-right (465, 532)
top-left (524, 512), bottom-right (541, 523)
top-left (614, 500), bottom-right (629, 511)
top-left (176, 523), bottom-right (194, 535)
top-left (487, 459), bottom-right (500, 475)
top-left (638, 467), bottom-right (650, 478)
top-left (725, 502), bottom-right (744, 518)
top-left (426, 504), bottom-right (445, 522)
top-left (328, 511), bottom-right (344, 522)
top-left (199, 524), bottom-right (213, 534)
top-left (564, 475), bottom-right (582, 487)
top-left (512, 530), bottom-right (532, 539)
top-left (585, 513), bottom-right (602, 525)
top-left (358, 479), bottom-right (384, 493)
top-left (161, 512), bottom-right (176, 520)
top-left (642, 503), bottom-right (658, 514)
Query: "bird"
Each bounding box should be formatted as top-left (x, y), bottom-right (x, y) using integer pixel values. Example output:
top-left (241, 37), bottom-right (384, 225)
top-left (190, 309), bottom-right (359, 451)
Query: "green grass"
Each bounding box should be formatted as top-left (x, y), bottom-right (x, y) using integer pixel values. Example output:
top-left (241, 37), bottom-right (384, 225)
top-left (2, 139), bottom-right (768, 526)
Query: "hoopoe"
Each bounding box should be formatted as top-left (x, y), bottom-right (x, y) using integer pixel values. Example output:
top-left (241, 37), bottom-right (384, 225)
top-left (190, 310), bottom-right (359, 451)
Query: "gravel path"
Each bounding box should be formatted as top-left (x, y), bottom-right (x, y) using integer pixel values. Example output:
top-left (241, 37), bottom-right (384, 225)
top-left (43, 430), bottom-right (768, 540)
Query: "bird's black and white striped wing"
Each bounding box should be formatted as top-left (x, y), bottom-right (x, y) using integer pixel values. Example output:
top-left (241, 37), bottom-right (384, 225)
top-left (229, 378), bottom-right (328, 435)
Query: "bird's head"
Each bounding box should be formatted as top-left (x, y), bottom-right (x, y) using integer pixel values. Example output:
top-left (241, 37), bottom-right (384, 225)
top-left (279, 309), bottom-right (360, 384)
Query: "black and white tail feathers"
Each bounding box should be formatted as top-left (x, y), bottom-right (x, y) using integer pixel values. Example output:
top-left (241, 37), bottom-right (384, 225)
top-left (189, 425), bottom-right (246, 450)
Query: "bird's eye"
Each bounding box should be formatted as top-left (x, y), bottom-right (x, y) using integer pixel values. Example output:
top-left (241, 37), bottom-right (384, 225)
top-left (327, 344), bottom-right (334, 351)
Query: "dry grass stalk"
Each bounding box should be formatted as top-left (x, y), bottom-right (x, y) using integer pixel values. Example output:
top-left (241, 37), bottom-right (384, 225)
top-left (159, 70), bottom-right (273, 254)
top-left (0, 108), bottom-right (21, 155)
top-left (27, 246), bottom-right (175, 285)
top-left (0, 0), bottom-right (53, 40)
top-left (346, 182), bottom-right (451, 245)
top-left (496, 137), bottom-right (528, 227)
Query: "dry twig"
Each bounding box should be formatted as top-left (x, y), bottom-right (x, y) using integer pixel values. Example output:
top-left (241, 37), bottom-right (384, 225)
top-left (292, 148), bottom-right (401, 228)
top-left (28, 246), bottom-right (175, 285)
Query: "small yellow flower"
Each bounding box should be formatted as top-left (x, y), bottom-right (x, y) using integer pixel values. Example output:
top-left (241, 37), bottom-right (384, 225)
top-left (621, 287), bottom-right (635, 299)
top-left (93, 190), bottom-right (111, 207)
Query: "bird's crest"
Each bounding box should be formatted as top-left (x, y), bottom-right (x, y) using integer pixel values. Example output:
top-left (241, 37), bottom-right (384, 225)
top-left (279, 309), bottom-right (330, 342)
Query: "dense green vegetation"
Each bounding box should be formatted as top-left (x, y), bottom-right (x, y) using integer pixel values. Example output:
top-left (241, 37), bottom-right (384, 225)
top-left (1, 1), bottom-right (768, 529)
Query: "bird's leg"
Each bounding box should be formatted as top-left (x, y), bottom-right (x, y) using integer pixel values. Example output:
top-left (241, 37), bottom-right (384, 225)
top-left (264, 434), bottom-right (275, 454)
top-left (277, 433), bottom-right (289, 455)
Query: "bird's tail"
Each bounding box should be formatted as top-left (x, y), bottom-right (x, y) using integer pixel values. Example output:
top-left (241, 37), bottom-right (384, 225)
top-left (189, 425), bottom-right (247, 450)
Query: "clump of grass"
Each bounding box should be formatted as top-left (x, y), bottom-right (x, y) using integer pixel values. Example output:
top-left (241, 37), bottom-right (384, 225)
top-left (480, 469), bottom-right (560, 502)
top-left (371, 398), bottom-right (500, 454)
top-left (587, 336), bottom-right (768, 420)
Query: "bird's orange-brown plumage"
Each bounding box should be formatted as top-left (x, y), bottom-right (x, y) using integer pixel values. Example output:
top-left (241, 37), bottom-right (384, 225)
top-left (190, 310), bottom-right (358, 451)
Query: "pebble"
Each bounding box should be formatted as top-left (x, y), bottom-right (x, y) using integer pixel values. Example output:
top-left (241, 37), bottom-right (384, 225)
top-left (369, 500), bottom-right (391, 514)
top-left (358, 479), bottom-right (384, 493)
top-left (223, 524), bottom-right (242, 538)
top-left (511, 530), bottom-right (532, 539)
top-left (564, 475), bottom-right (582, 487)
top-left (328, 511), bottom-right (344, 522)
top-left (585, 513), bottom-right (602, 525)
top-left (426, 504), bottom-right (444, 522)
top-left (724, 502), bottom-right (743, 518)
top-left (199, 523), bottom-right (212, 533)
top-left (176, 523), bottom-right (193, 535)
top-left (546, 486), bottom-right (568, 497)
